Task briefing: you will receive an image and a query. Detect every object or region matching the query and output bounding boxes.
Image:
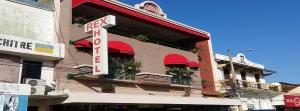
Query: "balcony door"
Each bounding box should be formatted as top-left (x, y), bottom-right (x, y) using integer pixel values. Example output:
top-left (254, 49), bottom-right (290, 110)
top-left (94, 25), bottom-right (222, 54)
top-left (21, 60), bottom-right (42, 83)
top-left (255, 74), bottom-right (261, 89)
top-left (241, 71), bottom-right (248, 88)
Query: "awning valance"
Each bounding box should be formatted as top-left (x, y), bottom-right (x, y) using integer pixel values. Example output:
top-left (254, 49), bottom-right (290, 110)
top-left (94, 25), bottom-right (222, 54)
top-left (189, 61), bottom-right (199, 68)
top-left (164, 54), bottom-right (189, 66)
top-left (74, 40), bottom-right (92, 48)
top-left (108, 41), bottom-right (135, 55)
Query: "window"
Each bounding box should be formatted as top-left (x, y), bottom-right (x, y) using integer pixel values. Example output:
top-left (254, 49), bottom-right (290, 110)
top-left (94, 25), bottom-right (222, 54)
top-left (21, 60), bottom-right (42, 82)
top-left (240, 71), bottom-right (248, 88)
top-left (9, 0), bottom-right (54, 10)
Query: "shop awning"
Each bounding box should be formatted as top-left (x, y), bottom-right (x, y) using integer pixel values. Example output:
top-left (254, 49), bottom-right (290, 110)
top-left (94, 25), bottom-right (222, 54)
top-left (189, 61), bottom-right (199, 68)
top-left (63, 92), bottom-right (241, 105)
top-left (164, 54), bottom-right (189, 66)
top-left (74, 40), bottom-right (92, 48)
top-left (72, 0), bottom-right (210, 41)
top-left (108, 41), bottom-right (135, 55)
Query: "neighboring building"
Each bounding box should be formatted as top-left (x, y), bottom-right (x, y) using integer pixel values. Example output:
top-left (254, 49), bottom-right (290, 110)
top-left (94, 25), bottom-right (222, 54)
top-left (213, 53), bottom-right (280, 111)
top-left (271, 82), bottom-right (300, 111)
top-left (0, 0), bottom-right (65, 111)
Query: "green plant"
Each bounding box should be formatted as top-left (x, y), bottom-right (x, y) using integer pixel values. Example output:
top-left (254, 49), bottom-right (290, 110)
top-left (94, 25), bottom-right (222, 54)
top-left (72, 16), bottom-right (89, 27)
top-left (191, 47), bottom-right (199, 53)
top-left (217, 91), bottom-right (226, 98)
top-left (165, 67), bottom-right (194, 76)
top-left (134, 34), bottom-right (149, 42)
top-left (201, 78), bottom-right (209, 88)
top-left (166, 67), bottom-right (194, 85)
top-left (122, 59), bottom-right (141, 80)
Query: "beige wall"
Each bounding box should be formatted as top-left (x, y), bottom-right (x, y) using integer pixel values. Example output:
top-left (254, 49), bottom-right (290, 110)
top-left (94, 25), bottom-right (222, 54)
top-left (56, 0), bottom-right (202, 98)
top-left (0, 54), bottom-right (21, 83)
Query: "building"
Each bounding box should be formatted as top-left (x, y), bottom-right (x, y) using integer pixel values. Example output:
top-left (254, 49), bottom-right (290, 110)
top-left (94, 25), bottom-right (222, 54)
top-left (0, 0), bottom-right (65, 111)
top-left (213, 53), bottom-right (280, 111)
top-left (270, 82), bottom-right (300, 111)
top-left (0, 0), bottom-right (242, 111)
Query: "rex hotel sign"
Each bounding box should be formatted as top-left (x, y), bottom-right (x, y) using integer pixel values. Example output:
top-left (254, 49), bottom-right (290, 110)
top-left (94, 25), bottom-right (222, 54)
top-left (284, 95), bottom-right (300, 108)
top-left (84, 15), bottom-right (116, 75)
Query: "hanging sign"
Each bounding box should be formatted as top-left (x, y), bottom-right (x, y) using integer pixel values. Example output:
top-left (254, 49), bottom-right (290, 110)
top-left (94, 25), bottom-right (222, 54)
top-left (84, 15), bottom-right (116, 75)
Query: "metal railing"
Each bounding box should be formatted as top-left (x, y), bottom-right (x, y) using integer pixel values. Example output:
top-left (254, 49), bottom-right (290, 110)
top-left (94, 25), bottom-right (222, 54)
top-left (222, 79), bottom-right (269, 90)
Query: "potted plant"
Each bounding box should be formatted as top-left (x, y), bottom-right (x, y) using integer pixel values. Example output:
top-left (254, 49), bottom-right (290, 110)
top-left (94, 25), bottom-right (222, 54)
top-left (166, 67), bottom-right (194, 85)
top-left (134, 34), bottom-right (149, 42)
top-left (122, 59), bottom-right (142, 80)
top-left (72, 16), bottom-right (89, 27)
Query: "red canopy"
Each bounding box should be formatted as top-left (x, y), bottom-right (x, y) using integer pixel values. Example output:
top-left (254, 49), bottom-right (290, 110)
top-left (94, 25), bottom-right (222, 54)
top-left (74, 40), bottom-right (92, 48)
top-left (189, 61), bottom-right (199, 68)
top-left (164, 54), bottom-right (189, 66)
top-left (108, 41), bottom-right (135, 55)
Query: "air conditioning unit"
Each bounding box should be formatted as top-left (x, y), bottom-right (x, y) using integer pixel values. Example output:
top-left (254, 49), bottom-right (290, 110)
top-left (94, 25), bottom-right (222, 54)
top-left (23, 78), bottom-right (46, 86)
top-left (30, 85), bottom-right (46, 95)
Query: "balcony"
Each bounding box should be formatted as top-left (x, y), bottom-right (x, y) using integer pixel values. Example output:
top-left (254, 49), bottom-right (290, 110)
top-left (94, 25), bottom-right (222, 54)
top-left (221, 79), bottom-right (269, 90)
top-left (135, 72), bottom-right (172, 86)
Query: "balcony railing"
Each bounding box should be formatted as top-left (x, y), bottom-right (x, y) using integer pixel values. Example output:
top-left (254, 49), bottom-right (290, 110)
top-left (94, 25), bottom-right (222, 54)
top-left (237, 80), bottom-right (269, 90)
top-left (222, 79), bottom-right (269, 90)
top-left (135, 72), bottom-right (172, 86)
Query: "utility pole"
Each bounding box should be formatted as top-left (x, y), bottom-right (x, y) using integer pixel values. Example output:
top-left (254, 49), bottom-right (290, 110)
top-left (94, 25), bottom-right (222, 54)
top-left (227, 48), bottom-right (238, 97)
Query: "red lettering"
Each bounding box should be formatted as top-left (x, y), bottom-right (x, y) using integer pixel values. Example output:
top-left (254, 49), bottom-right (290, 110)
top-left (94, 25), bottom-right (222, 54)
top-left (86, 23), bottom-right (93, 31)
top-left (95, 66), bottom-right (101, 72)
top-left (94, 46), bottom-right (101, 54)
top-left (94, 20), bottom-right (100, 28)
top-left (100, 17), bottom-right (107, 26)
top-left (95, 56), bottom-right (101, 63)
top-left (94, 38), bottom-right (101, 45)
top-left (93, 29), bottom-right (101, 37)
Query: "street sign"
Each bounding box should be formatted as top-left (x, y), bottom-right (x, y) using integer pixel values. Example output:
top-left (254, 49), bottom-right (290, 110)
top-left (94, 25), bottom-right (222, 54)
top-left (84, 15), bottom-right (116, 75)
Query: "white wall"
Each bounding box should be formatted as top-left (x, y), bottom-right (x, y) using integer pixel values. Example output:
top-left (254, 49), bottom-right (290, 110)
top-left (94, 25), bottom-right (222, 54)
top-left (0, 0), bottom-right (57, 42)
top-left (40, 61), bottom-right (55, 86)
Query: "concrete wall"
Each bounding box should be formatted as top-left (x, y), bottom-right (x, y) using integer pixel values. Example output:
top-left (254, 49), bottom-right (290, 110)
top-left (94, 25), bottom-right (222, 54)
top-left (0, 0), bottom-right (57, 42)
top-left (0, 54), bottom-right (21, 83)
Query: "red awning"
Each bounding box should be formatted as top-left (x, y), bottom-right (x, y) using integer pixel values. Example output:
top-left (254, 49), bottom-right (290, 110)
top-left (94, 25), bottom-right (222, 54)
top-left (189, 61), bottom-right (199, 68)
top-left (108, 41), bottom-right (135, 55)
top-left (74, 40), bottom-right (92, 48)
top-left (72, 0), bottom-right (210, 41)
top-left (164, 54), bottom-right (189, 66)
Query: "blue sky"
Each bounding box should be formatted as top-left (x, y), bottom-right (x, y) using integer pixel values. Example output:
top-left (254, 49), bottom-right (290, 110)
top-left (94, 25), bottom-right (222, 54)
top-left (121, 0), bottom-right (300, 83)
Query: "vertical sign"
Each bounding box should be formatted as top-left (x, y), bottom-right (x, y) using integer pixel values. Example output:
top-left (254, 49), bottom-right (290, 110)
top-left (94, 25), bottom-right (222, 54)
top-left (84, 15), bottom-right (116, 75)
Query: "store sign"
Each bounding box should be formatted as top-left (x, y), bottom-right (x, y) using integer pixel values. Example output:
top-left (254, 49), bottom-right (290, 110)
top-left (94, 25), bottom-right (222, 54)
top-left (0, 34), bottom-right (64, 60)
top-left (84, 15), bottom-right (116, 75)
top-left (0, 84), bottom-right (29, 111)
top-left (135, 1), bottom-right (167, 18)
top-left (284, 95), bottom-right (300, 107)
top-left (0, 83), bottom-right (30, 95)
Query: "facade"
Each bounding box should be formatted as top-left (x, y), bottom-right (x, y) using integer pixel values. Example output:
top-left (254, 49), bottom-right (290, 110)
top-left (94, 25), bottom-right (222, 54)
top-left (213, 53), bottom-right (281, 111)
top-left (271, 82), bottom-right (300, 111)
top-left (0, 0), bottom-right (65, 111)
top-left (0, 0), bottom-right (242, 111)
